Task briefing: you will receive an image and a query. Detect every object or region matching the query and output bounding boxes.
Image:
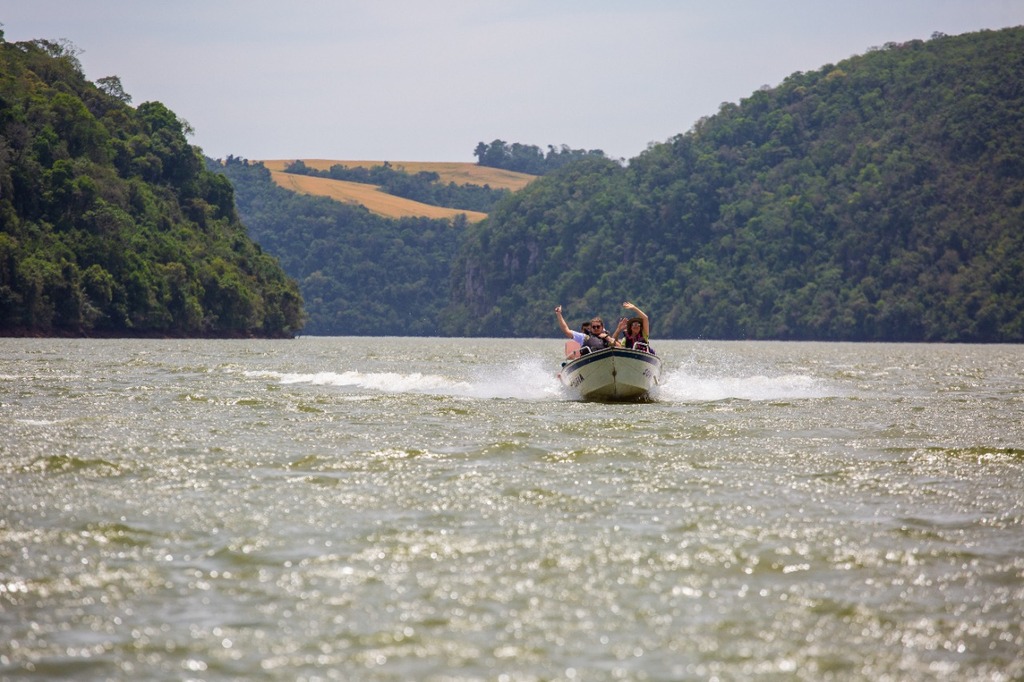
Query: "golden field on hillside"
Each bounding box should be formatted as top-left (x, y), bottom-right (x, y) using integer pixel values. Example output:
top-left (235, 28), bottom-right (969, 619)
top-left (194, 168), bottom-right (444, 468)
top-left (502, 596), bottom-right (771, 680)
top-left (262, 159), bottom-right (535, 191)
top-left (267, 171), bottom-right (489, 222)
top-left (260, 159), bottom-right (535, 222)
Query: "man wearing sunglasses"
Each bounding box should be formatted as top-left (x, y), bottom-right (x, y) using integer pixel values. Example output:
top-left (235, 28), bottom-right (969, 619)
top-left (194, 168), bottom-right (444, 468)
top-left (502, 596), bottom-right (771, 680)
top-left (585, 318), bottom-right (623, 350)
top-left (555, 306), bottom-right (623, 351)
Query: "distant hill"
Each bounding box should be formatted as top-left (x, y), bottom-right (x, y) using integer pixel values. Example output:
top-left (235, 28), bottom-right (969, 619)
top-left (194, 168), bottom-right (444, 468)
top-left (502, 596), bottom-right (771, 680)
top-left (443, 27), bottom-right (1024, 342)
top-left (260, 159), bottom-right (535, 221)
top-left (21, 22), bottom-right (1018, 342)
top-left (220, 28), bottom-right (1024, 341)
top-left (0, 34), bottom-right (304, 337)
top-left (212, 157), bottom-right (465, 335)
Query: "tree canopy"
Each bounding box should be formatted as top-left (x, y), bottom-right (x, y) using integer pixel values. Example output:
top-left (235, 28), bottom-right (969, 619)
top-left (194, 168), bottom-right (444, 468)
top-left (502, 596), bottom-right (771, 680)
top-left (0, 35), bottom-right (304, 337)
top-left (212, 158), bottom-right (462, 336)
top-left (8, 26), bottom-right (1021, 342)
top-left (445, 28), bottom-right (1024, 342)
top-left (474, 140), bottom-right (609, 175)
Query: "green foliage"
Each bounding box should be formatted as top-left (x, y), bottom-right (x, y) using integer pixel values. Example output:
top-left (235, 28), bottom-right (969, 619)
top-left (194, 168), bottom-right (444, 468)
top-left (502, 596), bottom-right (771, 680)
top-left (0, 36), bottom-right (304, 337)
top-left (474, 140), bottom-right (609, 174)
top-left (212, 157), bottom-right (462, 336)
top-left (448, 28), bottom-right (1024, 342)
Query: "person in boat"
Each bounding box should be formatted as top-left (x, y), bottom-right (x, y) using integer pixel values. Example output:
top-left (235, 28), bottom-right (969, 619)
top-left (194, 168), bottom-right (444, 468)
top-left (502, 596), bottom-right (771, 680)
top-left (617, 301), bottom-right (651, 350)
top-left (554, 306), bottom-right (620, 350)
top-left (554, 306), bottom-right (590, 345)
top-left (583, 316), bottom-right (621, 350)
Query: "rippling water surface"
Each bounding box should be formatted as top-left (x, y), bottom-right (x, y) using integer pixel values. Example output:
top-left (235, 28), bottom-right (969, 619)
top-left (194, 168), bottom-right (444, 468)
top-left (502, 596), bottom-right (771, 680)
top-left (2, 338), bottom-right (1022, 681)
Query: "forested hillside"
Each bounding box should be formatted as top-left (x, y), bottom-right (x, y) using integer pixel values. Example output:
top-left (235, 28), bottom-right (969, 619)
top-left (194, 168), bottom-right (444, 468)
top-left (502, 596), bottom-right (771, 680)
top-left (0, 33), bottom-right (303, 337)
top-left (19, 23), bottom-right (1018, 341)
top-left (212, 158), bottom-right (461, 335)
top-left (445, 27), bottom-right (1024, 342)
top-left (474, 140), bottom-right (609, 174)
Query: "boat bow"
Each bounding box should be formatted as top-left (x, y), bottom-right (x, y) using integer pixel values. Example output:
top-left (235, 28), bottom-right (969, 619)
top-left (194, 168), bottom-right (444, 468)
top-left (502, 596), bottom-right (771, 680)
top-left (558, 345), bottom-right (661, 401)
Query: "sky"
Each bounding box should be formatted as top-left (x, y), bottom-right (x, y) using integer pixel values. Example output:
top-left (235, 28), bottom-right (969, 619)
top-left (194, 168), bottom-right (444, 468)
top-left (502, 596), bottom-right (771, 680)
top-left (4, 1), bottom-right (1024, 163)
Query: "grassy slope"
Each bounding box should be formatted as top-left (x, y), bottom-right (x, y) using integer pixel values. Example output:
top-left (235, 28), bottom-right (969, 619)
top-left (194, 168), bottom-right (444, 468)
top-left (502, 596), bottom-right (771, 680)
top-left (267, 170), bottom-right (489, 222)
top-left (261, 159), bottom-right (535, 221)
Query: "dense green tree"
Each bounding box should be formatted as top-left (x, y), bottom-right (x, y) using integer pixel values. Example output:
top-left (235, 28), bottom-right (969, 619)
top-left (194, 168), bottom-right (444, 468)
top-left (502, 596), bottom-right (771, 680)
top-left (9, 25), bottom-right (1021, 342)
top-left (222, 27), bottom-right (1022, 341)
top-left (0, 36), bottom-right (304, 337)
top-left (474, 140), bottom-right (608, 174)
top-left (211, 157), bottom-right (462, 336)
top-left (447, 28), bottom-right (1024, 341)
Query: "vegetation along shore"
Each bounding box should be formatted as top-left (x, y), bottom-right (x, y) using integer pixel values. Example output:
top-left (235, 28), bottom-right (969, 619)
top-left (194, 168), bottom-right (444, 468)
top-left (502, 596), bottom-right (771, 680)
top-left (3, 27), bottom-right (1022, 341)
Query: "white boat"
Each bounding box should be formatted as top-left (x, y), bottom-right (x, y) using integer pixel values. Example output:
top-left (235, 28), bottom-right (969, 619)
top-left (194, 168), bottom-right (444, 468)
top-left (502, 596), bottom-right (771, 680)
top-left (557, 342), bottom-right (661, 401)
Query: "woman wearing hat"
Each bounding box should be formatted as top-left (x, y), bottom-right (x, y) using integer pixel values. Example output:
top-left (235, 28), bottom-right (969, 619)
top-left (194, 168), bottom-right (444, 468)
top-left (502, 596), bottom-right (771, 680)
top-left (617, 301), bottom-right (651, 350)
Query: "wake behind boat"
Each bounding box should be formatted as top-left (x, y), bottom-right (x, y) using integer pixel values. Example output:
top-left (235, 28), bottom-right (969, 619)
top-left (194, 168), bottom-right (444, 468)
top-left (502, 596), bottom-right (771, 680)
top-left (558, 342), bottom-right (661, 402)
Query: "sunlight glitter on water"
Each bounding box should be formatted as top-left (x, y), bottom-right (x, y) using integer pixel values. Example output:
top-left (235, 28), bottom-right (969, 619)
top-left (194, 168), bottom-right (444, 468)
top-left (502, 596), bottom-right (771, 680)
top-left (2, 338), bottom-right (1022, 680)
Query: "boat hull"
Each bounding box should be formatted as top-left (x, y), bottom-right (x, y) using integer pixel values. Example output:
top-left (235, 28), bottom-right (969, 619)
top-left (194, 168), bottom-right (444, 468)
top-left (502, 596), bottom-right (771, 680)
top-left (558, 347), bottom-right (661, 401)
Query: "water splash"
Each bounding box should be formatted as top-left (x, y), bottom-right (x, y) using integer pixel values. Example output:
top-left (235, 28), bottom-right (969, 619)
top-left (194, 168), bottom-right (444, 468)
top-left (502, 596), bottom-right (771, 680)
top-left (462, 357), bottom-right (564, 400)
top-left (248, 369), bottom-right (467, 393)
top-left (248, 356), bottom-right (838, 403)
top-left (247, 357), bottom-right (563, 401)
top-left (658, 367), bottom-right (839, 402)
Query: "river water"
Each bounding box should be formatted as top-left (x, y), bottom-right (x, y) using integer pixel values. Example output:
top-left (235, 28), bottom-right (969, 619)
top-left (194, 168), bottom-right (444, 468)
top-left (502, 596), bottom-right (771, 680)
top-left (1, 337), bottom-right (1022, 681)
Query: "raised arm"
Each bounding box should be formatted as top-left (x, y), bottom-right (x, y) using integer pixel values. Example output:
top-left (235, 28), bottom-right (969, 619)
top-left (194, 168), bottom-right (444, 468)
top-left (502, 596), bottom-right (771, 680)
top-left (613, 317), bottom-right (628, 342)
top-left (554, 305), bottom-right (575, 339)
top-left (623, 302), bottom-right (650, 338)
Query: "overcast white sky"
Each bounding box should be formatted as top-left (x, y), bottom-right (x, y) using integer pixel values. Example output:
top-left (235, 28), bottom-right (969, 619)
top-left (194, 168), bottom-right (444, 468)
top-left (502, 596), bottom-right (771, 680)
top-left (4, 1), bottom-right (1024, 162)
